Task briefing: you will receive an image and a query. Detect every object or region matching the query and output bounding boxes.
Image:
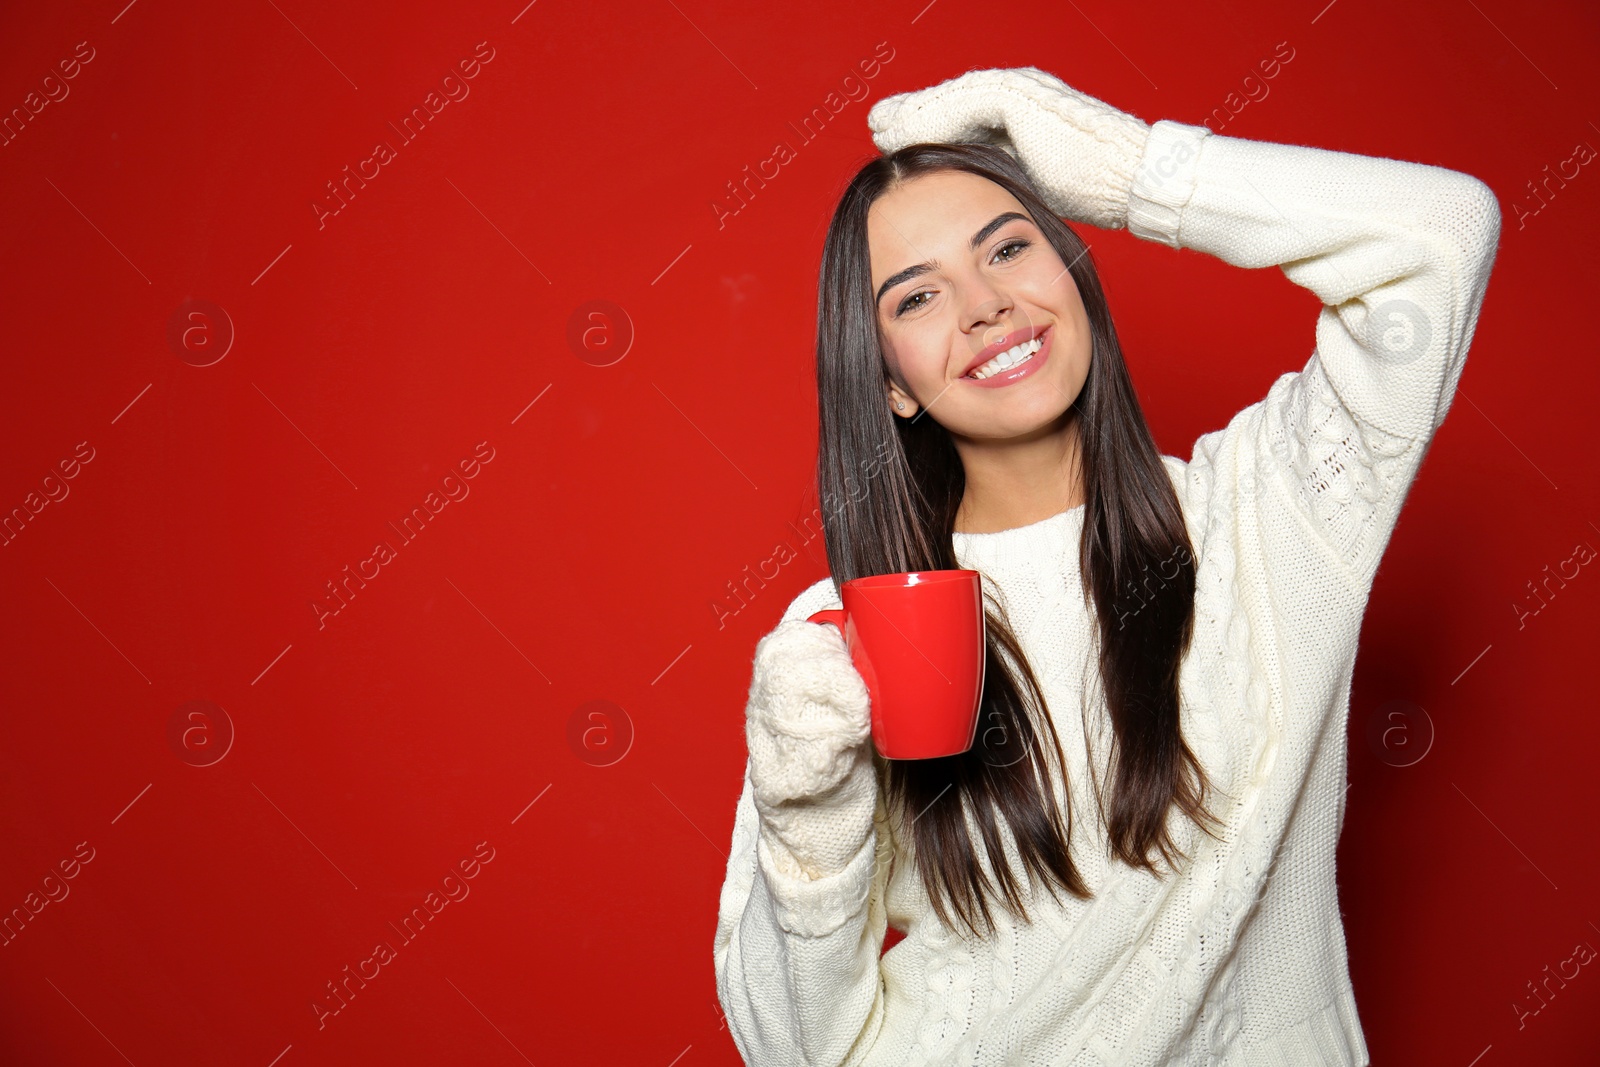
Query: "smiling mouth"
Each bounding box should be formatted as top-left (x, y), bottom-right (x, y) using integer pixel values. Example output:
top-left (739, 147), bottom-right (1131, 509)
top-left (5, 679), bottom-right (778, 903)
top-left (962, 327), bottom-right (1049, 380)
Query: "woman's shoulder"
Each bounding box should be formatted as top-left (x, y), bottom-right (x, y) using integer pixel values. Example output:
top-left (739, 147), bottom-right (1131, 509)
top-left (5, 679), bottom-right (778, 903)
top-left (1158, 452), bottom-right (1193, 513)
top-left (1156, 451), bottom-right (1211, 553)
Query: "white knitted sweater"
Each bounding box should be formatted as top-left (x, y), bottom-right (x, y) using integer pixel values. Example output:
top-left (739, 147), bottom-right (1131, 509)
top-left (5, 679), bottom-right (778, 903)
top-left (715, 118), bottom-right (1502, 1066)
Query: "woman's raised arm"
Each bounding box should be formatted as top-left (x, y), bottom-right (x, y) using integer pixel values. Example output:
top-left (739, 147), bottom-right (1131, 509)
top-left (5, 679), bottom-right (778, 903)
top-left (868, 66), bottom-right (1503, 592)
top-left (1126, 117), bottom-right (1502, 591)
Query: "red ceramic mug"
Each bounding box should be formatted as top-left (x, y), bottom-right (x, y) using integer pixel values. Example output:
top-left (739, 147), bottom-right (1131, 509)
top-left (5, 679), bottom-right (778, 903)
top-left (808, 569), bottom-right (987, 760)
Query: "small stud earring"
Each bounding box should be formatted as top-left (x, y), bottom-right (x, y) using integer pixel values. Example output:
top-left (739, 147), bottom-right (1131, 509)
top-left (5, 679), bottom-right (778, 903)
top-left (895, 400), bottom-right (905, 410)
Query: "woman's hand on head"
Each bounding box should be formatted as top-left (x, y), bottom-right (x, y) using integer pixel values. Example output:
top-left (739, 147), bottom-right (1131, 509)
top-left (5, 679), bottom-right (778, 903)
top-left (866, 66), bottom-right (1154, 231)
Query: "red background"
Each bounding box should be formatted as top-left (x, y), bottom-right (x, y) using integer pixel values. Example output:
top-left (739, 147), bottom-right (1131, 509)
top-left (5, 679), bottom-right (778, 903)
top-left (1, 0), bottom-right (1597, 1063)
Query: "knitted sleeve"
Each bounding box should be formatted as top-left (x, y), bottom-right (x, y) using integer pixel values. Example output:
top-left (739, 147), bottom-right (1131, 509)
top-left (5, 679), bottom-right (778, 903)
top-left (713, 578), bottom-right (893, 1067)
top-left (1126, 120), bottom-right (1502, 592)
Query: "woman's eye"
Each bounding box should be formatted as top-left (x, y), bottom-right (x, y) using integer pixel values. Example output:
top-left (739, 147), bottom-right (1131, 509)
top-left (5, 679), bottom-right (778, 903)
top-left (893, 240), bottom-right (1029, 317)
top-left (994, 238), bottom-right (1029, 262)
top-left (896, 291), bottom-right (931, 316)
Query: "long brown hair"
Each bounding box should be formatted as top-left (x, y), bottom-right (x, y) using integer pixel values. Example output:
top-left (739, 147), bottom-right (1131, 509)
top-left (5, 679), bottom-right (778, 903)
top-left (813, 141), bottom-right (1224, 940)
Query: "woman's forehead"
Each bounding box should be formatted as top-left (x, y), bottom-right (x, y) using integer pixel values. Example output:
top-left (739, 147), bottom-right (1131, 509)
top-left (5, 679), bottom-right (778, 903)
top-left (868, 173), bottom-right (1027, 278)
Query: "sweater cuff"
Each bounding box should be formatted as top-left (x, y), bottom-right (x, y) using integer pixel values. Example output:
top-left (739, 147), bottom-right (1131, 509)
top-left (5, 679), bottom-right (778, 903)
top-left (1127, 119), bottom-right (1212, 248)
top-left (756, 823), bottom-right (876, 938)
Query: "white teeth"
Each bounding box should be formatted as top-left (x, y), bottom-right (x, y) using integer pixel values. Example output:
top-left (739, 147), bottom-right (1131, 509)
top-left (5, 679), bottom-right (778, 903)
top-left (967, 336), bottom-right (1042, 380)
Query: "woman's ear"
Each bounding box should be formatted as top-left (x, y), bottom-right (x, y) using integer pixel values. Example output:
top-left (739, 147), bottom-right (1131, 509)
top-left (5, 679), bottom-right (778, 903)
top-left (887, 381), bottom-right (917, 418)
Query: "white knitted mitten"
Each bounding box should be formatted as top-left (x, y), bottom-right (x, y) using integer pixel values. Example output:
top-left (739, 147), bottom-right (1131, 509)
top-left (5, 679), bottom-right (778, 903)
top-left (744, 620), bottom-right (877, 881)
top-left (866, 66), bottom-right (1154, 231)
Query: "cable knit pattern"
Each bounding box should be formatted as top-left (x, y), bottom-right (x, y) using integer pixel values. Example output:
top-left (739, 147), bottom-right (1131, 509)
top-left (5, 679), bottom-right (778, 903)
top-left (714, 109), bottom-right (1501, 1066)
top-left (1270, 363), bottom-right (1422, 586)
top-left (745, 620), bottom-right (877, 881)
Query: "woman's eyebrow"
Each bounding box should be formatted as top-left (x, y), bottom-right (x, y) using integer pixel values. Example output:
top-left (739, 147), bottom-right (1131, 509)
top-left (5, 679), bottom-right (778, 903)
top-left (874, 211), bottom-right (1032, 307)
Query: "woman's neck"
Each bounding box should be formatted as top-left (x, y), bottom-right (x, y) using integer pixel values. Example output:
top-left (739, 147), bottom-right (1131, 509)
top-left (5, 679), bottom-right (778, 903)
top-left (952, 415), bottom-right (1084, 535)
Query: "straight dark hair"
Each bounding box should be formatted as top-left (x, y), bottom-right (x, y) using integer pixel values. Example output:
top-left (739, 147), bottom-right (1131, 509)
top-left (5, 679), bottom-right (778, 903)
top-left (814, 141), bottom-right (1225, 941)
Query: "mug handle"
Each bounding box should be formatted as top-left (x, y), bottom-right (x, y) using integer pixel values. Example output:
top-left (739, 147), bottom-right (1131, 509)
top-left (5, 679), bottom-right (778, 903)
top-left (807, 609), bottom-right (847, 637)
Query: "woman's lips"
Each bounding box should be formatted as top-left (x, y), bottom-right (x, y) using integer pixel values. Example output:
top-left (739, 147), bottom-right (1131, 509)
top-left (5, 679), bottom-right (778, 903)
top-left (961, 325), bottom-right (1051, 389)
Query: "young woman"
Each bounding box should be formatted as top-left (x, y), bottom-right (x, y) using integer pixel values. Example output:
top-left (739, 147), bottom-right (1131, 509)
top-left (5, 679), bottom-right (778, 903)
top-left (714, 66), bottom-right (1501, 1066)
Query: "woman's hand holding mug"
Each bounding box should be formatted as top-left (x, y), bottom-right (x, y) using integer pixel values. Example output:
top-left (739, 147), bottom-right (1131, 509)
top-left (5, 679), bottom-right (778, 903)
top-left (744, 619), bottom-right (878, 882)
top-left (745, 569), bottom-right (987, 879)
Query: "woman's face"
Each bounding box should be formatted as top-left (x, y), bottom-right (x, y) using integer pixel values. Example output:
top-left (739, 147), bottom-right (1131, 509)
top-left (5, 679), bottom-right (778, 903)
top-left (867, 170), bottom-right (1092, 442)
